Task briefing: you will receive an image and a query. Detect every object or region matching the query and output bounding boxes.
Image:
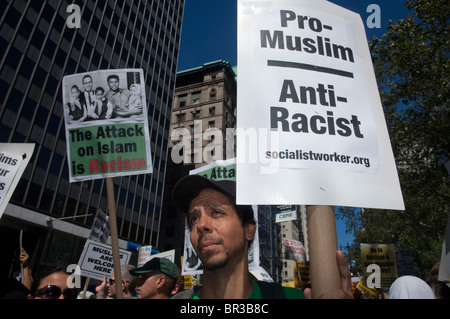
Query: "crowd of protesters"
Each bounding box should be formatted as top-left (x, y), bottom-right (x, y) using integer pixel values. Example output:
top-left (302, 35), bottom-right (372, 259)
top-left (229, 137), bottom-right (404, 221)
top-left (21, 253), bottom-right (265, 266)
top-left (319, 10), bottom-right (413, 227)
top-left (1, 176), bottom-right (449, 300)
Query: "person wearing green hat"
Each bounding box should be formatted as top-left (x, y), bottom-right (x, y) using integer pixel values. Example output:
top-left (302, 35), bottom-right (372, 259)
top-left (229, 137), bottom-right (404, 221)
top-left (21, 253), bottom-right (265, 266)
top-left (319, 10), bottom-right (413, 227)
top-left (129, 257), bottom-right (179, 299)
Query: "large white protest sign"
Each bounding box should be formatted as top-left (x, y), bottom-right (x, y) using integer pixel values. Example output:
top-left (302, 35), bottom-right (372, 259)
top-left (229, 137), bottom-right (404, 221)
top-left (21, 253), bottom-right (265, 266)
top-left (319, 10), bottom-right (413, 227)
top-left (62, 69), bottom-right (152, 182)
top-left (181, 159), bottom-right (260, 275)
top-left (237, 0), bottom-right (404, 210)
top-left (77, 240), bottom-right (131, 280)
top-left (0, 144), bottom-right (35, 219)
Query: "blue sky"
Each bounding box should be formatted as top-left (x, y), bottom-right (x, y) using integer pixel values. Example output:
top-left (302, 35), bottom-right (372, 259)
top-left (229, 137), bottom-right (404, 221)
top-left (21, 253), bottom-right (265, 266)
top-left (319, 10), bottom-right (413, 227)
top-left (176, 0), bottom-right (411, 248)
top-left (177, 0), bottom-right (411, 71)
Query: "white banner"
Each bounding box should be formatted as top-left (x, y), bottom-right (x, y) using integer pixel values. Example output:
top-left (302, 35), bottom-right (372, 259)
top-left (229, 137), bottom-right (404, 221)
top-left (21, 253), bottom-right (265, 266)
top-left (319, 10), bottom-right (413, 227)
top-left (236, 0), bottom-right (404, 210)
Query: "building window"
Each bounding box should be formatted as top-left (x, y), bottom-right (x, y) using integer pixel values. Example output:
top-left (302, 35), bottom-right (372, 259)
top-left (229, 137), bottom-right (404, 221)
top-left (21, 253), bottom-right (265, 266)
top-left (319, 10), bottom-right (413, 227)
top-left (177, 94), bottom-right (187, 108)
top-left (176, 113), bottom-right (185, 123)
top-left (208, 121), bottom-right (215, 128)
top-left (209, 107), bottom-right (215, 116)
top-left (191, 91), bottom-right (201, 105)
top-left (210, 88), bottom-right (216, 100)
top-left (191, 110), bottom-right (200, 119)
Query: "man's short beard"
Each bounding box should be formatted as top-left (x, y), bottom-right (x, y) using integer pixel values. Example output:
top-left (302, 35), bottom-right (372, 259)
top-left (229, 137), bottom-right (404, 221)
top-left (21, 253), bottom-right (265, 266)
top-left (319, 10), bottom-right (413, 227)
top-left (201, 257), bottom-right (227, 271)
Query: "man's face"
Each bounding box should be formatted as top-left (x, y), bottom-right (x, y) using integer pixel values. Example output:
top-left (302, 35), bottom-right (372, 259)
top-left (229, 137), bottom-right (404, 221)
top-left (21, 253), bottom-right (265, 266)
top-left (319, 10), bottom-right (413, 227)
top-left (188, 188), bottom-right (255, 271)
top-left (83, 77), bottom-right (93, 92)
top-left (135, 272), bottom-right (161, 299)
top-left (107, 273), bottom-right (116, 298)
top-left (108, 78), bottom-right (119, 91)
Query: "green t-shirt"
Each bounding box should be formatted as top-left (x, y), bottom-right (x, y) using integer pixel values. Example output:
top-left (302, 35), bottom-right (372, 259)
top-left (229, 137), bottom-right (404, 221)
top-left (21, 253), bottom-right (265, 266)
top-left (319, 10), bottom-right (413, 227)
top-left (192, 281), bottom-right (304, 299)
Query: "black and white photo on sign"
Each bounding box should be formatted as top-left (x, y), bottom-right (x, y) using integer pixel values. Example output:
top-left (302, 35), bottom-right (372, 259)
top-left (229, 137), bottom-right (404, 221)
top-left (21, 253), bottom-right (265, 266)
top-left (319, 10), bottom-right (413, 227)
top-left (63, 70), bottom-right (145, 125)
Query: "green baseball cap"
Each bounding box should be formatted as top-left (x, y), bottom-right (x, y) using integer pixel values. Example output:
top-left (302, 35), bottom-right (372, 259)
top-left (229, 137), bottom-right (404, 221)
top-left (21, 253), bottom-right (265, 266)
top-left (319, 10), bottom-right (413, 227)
top-left (129, 257), bottom-right (178, 279)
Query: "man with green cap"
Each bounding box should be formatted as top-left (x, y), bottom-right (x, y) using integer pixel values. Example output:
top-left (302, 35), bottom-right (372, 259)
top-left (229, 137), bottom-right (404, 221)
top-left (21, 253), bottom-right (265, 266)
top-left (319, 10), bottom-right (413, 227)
top-left (129, 257), bottom-right (179, 299)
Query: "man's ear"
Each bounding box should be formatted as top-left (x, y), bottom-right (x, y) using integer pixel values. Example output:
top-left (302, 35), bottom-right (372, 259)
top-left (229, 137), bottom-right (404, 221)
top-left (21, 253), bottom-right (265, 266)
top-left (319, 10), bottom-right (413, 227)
top-left (156, 275), bottom-right (165, 288)
top-left (245, 222), bottom-right (256, 242)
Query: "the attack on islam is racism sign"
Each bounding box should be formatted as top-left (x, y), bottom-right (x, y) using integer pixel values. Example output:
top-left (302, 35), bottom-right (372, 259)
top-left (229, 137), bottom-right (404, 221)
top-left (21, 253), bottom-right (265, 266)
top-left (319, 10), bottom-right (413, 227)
top-left (62, 69), bottom-right (152, 182)
top-left (236, 0), bottom-right (404, 210)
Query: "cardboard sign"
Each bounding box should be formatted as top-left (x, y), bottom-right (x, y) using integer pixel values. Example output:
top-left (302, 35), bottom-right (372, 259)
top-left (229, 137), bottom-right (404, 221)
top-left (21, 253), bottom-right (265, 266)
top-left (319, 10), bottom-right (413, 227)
top-left (236, 0), bottom-right (404, 210)
top-left (78, 240), bottom-right (131, 280)
top-left (62, 69), bottom-right (152, 182)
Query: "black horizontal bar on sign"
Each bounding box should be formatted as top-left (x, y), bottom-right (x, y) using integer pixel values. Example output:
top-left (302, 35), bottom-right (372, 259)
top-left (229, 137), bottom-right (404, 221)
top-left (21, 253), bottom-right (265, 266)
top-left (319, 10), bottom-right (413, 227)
top-left (267, 60), bottom-right (354, 78)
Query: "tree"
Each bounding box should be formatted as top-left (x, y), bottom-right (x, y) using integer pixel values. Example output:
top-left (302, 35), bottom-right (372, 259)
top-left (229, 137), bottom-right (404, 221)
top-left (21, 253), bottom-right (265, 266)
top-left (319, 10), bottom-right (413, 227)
top-left (337, 0), bottom-right (450, 279)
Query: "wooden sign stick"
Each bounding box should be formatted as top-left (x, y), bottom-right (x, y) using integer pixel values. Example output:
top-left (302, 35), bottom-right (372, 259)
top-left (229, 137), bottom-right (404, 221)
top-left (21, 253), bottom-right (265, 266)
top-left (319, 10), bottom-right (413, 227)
top-left (106, 177), bottom-right (123, 299)
top-left (306, 205), bottom-right (341, 298)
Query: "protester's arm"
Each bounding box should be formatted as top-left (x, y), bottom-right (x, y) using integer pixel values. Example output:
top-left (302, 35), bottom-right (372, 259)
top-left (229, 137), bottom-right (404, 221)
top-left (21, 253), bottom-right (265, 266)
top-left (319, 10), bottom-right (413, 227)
top-left (304, 250), bottom-right (353, 299)
top-left (20, 249), bottom-right (33, 290)
top-left (95, 276), bottom-right (107, 299)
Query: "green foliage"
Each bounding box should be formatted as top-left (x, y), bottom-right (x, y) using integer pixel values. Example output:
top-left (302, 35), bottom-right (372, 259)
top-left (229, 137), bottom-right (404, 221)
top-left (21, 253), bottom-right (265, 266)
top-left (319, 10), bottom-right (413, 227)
top-left (337, 0), bottom-right (450, 279)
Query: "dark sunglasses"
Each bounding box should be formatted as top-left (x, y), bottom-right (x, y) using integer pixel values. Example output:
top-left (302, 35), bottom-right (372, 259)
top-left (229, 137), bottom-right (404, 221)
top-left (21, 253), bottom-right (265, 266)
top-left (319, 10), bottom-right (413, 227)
top-left (34, 285), bottom-right (73, 299)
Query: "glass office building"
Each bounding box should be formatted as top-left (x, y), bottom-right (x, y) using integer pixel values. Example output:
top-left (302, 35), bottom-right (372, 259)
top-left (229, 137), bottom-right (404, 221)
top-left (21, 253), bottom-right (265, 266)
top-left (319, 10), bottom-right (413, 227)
top-left (0, 0), bottom-right (184, 276)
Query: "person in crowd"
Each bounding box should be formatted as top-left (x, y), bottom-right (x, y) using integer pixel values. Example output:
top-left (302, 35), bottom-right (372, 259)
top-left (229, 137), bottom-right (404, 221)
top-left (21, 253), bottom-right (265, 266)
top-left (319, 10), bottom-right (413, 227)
top-left (389, 275), bottom-right (435, 299)
top-left (129, 257), bottom-right (179, 299)
top-left (431, 281), bottom-right (450, 299)
top-left (96, 264), bottom-right (137, 299)
top-left (170, 175), bottom-right (352, 299)
top-left (19, 248), bottom-right (33, 290)
top-left (28, 268), bottom-right (77, 299)
top-left (425, 261), bottom-right (450, 299)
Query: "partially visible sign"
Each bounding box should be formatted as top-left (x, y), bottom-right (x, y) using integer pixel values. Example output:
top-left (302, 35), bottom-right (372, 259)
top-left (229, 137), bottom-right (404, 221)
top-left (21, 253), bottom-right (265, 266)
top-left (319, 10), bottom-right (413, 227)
top-left (0, 144), bottom-right (34, 218)
top-left (361, 243), bottom-right (397, 288)
top-left (276, 209), bottom-right (297, 223)
top-left (395, 249), bottom-right (415, 277)
top-left (138, 247), bottom-right (175, 268)
top-left (438, 216), bottom-right (450, 283)
top-left (285, 239), bottom-right (306, 261)
top-left (78, 240), bottom-right (131, 280)
top-left (250, 266), bottom-right (274, 282)
top-left (137, 245), bottom-right (153, 267)
top-left (297, 261), bottom-right (311, 289)
top-left (88, 209), bottom-right (110, 244)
